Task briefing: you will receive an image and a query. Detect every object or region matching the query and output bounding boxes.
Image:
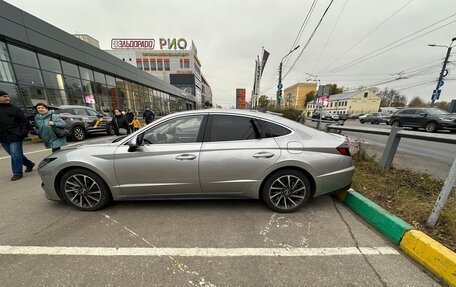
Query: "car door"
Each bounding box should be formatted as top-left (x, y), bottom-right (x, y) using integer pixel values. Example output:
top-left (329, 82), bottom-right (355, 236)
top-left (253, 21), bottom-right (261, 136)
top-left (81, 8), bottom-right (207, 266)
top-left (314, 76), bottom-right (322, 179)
top-left (401, 109), bottom-right (416, 126)
top-left (85, 108), bottom-right (106, 132)
top-left (199, 114), bottom-right (281, 194)
top-left (413, 109), bottom-right (428, 127)
top-left (113, 114), bottom-right (206, 196)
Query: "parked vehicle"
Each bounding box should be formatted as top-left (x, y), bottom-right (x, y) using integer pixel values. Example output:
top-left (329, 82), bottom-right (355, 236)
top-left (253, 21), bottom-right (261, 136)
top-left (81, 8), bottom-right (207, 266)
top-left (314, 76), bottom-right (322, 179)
top-left (348, 113), bottom-right (365, 119)
top-left (38, 109), bottom-right (354, 212)
top-left (29, 105), bottom-right (115, 141)
top-left (312, 111), bottom-right (339, 121)
top-left (389, 107), bottom-right (456, 133)
top-left (338, 113), bottom-right (349, 121)
top-left (359, 112), bottom-right (390, 124)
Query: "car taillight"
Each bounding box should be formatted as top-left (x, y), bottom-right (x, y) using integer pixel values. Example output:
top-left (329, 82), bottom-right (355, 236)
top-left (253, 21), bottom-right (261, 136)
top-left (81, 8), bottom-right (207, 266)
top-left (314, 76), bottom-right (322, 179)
top-left (337, 147), bottom-right (351, 156)
top-left (337, 137), bottom-right (351, 156)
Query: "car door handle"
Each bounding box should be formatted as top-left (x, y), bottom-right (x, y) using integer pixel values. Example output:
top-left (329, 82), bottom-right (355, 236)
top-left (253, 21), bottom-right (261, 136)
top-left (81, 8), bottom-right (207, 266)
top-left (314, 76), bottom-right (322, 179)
top-left (253, 152), bottom-right (274, 158)
top-left (175, 154), bottom-right (197, 160)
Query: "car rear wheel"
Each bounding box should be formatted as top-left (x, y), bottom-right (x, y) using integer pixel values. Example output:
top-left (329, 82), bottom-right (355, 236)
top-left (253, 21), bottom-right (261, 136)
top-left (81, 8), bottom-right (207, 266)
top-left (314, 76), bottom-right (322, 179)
top-left (261, 169), bottom-right (311, 213)
top-left (391, 120), bottom-right (401, 128)
top-left (360, 119), bottom-right (364, 124)
top-left (107, 124), bottom-right (116, 136)
top-left (59, 168), bottom-right (111, 211)
top-left (71, 126), bottom-right (86, 141)
top-left (425, 122), bottom-right (437, 133)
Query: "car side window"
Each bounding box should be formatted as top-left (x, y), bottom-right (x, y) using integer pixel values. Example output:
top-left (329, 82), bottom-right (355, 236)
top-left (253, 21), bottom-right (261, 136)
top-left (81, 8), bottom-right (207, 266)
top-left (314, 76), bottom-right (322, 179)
top-left (73, 108), bottom-right (88, 116)
top-left (260, 120), bottom-right (291, 138)
top-left (86, 109), bottom-right (100, 117)
top-left (415, 110), bottom-right (426, 115)
top-left (209, 115), bottom-right (261, 142)
top-left (142, 115), bottom-right (203, 145)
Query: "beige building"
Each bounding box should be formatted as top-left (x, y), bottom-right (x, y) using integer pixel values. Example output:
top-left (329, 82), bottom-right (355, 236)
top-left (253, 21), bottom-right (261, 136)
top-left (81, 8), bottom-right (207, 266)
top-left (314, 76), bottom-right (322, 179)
top-left (283, 83), bottom-right (317, 110)
top-left (307, 89), bottom-right (380, 116)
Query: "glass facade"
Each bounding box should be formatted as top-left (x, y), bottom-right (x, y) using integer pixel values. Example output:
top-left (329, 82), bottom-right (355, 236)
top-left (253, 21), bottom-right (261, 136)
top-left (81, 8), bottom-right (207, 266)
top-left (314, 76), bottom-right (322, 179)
top-left (0, 40), bottom-right (195, 116)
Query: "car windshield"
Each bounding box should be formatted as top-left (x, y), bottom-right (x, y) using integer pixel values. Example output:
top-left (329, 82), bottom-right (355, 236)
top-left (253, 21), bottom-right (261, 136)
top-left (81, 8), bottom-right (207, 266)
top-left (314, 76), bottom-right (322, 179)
top-left (425, 108), bottom-right (449, 115)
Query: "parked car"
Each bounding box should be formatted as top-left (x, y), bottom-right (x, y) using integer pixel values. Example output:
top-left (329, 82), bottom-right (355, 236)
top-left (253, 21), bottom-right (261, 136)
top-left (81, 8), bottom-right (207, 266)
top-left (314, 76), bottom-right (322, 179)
top-left (38, 109), bottom-right (354, 212)
top-left (29, 105), bottom-right (115, 141)
top-left (338, 113), bottom-right (349, 121)
top-left (348, 113), bottom-right (365, 119)
top-left (389, 108), bottom-right (456, 133)
top-left (359, 112), bottom-right (390, 124)
top-left (312, 111), bottom-right (339, 121)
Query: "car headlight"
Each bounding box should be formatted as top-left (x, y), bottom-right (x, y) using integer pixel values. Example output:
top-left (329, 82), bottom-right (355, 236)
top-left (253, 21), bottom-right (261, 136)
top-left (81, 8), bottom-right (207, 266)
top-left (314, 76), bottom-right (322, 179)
top-left (38, 157), bottom-right (57, 169)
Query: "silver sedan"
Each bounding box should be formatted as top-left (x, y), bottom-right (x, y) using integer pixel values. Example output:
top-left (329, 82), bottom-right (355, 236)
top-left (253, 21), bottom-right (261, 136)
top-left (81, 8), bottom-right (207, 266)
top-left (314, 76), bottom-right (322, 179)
top-left (38, 109), bottom-right (354, 213)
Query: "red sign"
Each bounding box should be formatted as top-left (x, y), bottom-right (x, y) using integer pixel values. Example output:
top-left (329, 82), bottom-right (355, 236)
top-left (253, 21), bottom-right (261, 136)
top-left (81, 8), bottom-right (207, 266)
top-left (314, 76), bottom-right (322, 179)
top-left (236, 89), bottom-right (246, 109)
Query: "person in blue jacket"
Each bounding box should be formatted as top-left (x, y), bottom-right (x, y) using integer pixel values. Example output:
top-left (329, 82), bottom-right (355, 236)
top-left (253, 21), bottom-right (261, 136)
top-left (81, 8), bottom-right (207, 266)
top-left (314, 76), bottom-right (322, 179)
top-left (34, 103), bottom-right (67, 152)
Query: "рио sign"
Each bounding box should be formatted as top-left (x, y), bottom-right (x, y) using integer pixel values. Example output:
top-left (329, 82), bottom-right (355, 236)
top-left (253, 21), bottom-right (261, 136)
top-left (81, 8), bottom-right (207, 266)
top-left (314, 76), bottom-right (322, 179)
top-left (111, 38), bottom-right (188, 50)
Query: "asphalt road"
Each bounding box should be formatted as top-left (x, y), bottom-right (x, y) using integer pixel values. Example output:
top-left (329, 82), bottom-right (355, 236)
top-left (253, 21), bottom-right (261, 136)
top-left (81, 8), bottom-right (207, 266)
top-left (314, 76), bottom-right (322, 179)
top-left (305, 119), bottom-right (456, 180)
top-left (0, 136), bottom-right (441, 286)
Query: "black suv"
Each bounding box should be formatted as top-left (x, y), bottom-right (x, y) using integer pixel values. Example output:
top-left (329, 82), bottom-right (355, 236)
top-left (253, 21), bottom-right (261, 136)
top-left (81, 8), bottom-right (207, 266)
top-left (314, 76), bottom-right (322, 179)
top-left (30, 105), bottom-right (115, 141)
top-left (389, 107), bottom-right (456, 133)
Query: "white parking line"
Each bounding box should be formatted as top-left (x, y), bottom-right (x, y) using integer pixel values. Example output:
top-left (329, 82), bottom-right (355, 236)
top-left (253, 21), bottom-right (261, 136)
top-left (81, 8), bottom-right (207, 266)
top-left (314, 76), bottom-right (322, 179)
top-left (0, 246), bottom-right (399, 257)
top-left (0, 143), bottom-right (80, 160)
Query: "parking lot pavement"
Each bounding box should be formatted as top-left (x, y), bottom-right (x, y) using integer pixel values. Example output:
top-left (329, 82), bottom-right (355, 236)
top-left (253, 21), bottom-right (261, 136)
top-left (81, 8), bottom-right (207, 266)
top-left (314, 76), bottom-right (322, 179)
top-left (0, 141), bottom-right (440, 286)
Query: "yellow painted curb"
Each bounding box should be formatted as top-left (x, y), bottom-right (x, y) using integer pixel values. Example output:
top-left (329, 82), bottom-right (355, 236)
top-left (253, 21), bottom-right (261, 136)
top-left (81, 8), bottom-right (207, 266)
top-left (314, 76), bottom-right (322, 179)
top-left (400, 230), bottom-right (456, 286)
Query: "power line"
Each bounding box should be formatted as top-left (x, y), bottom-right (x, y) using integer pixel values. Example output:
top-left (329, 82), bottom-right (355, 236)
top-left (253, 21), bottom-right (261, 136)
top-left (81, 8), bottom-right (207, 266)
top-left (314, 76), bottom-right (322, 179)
top-left (318, 0), bottom-right (415, 75)
top-left (324, 14), bottom-right (456, 75)
top-left (311, 0), bottom-right (348, 75)
top-left (284, 0), bottom-right (319, 68)
top-left (282, 0), bottom-right (335, 81)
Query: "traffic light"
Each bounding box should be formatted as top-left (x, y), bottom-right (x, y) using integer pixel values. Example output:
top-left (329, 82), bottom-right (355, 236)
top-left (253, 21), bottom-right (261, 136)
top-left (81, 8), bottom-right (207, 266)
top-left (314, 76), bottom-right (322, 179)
top-left (277, 89), bottom-right (282, 101)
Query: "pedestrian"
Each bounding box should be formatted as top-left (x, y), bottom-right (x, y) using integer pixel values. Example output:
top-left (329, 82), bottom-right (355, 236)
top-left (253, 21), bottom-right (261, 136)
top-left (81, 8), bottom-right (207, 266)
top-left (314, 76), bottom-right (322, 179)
top-left (125, 109), bottom-right (135, 132)
top-left (143, 107), bottom-right (155, 125)
top-left (0, 89), bottom-right (35, 181)
top-left (34, 102), bottom-right (67, 153)
top-left (111, 108), bottom-right (131, 136)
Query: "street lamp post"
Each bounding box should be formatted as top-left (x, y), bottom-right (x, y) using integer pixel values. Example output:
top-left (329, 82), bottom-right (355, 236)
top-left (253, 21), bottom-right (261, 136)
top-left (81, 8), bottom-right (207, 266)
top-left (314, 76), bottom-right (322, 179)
top-left (429, 37), bottom-right (456, 106)
top-left (277, 46), bottom-right (300, 108)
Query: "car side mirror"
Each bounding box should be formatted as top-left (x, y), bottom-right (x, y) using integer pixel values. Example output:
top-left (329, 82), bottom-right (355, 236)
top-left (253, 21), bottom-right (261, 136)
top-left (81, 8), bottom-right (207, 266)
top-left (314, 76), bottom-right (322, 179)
top-left (128, 135), bottom-right (140, 152)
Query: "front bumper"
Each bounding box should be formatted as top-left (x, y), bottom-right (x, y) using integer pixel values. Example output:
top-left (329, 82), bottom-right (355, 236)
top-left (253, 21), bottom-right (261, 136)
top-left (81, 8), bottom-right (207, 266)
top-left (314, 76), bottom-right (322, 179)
top-left (38, 168), bottom-right (61, 201)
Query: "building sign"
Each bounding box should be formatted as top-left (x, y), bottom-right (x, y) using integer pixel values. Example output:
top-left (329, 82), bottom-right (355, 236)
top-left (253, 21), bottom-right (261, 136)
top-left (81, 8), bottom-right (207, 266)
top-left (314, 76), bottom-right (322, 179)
top-left (142, 52), bottom-right (190, 57)
top-left (236, 89), bottom-right (246, 109)
top-left (111, 38), bottom-right (188, 50)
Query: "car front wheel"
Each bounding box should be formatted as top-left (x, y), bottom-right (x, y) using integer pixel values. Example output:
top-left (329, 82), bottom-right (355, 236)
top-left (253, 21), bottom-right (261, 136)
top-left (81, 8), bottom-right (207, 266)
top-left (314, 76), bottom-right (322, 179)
top-left (59, 168), bottom-right (112, 211)
top-left (425, 122), bottom-right (437, 133)
top-left (360, 119), bottom-right (364, 124)
top-left (261, 169), bottom-right (311, 213)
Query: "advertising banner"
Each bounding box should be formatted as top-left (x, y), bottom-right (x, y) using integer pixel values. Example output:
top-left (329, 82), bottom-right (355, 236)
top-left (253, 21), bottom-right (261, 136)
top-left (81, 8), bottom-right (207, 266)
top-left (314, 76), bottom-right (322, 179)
top-left (236, 89), bottom-right (246, 109)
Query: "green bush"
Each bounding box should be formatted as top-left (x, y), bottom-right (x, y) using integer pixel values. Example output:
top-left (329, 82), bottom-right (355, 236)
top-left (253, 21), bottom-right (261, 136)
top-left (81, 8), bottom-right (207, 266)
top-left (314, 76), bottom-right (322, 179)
top-left (268, 107), bottom-right (303, 122)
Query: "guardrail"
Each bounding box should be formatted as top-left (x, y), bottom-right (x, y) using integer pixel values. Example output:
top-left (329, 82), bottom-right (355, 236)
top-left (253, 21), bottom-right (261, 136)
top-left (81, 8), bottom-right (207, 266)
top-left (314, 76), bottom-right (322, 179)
top-left (325, 124), bottom-right (456, 227)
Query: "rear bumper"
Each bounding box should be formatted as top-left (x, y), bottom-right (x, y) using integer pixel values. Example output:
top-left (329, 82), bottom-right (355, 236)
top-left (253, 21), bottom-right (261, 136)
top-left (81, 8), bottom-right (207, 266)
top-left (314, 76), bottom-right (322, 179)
top-left (314, 166), bottom-right (355, 197)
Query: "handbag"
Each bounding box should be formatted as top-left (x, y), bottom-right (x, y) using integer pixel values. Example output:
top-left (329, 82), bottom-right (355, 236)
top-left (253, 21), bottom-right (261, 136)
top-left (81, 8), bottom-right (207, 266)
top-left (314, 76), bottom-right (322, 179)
top-left (51, 114), bottom-right (69, 138)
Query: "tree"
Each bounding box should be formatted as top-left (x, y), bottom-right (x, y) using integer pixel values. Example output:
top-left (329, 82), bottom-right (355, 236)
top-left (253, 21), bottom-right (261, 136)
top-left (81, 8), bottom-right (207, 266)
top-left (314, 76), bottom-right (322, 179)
top-left (328, 84), bottom-right (343, 95)
top-left (435, 101), bottom-right (450, 111)
top-left (408, 96), bottom-right (426, 107)
top-left (377, 87), bottom-right (407, 107)
top-left (258, 95), bottom-right (269, 110)
top-left (304, 91), bottom-right (315, 107)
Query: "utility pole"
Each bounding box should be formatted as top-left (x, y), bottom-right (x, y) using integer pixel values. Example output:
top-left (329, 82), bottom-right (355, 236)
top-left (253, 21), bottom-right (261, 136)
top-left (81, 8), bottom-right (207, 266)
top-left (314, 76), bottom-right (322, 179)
top-left (277, 46), bottom-right (300, 108)
top-left (429, 37), bottom-right (456, 105)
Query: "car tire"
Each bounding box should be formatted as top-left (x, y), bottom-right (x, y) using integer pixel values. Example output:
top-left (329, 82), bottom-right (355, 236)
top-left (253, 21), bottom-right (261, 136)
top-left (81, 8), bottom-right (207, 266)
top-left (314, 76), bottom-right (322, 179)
top-left (374, 121), bottom-right (379, 125)
top-left (425, 122), bottom-right (437, 133)
top-left (261, 169), bottom-right (311, 213)
top-left (71, 126), bottom-right (86, 141)
top-left (107, 124), bottom-right (116, 136)
top-left (59, 168), bottom-right (112, 211)
top-left (360, 119), bottom-right (364, 124)
top-left (391, 120), bottom-right (401, 128)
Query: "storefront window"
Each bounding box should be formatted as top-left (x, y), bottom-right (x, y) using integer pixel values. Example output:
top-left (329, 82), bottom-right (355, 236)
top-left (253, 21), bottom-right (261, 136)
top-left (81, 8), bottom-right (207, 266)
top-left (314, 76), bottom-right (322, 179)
top-left (79, 67), bottom-right (94, 81)
top-left (13, 65), bottom-right (44, 86)
top-left (64, 76), bottom-right (82, 91)
top-left (38, 54), bottom-right (61, 73)
top-left (46, 89), bottom-right (69, 106)
top-left (106, 75), bottom-right (116, 86)
top-left (61, 61), bottom-right (80, 78)
top-left (94, 71), bottom-right (106, 84)
top-left (0, 61), bottom-right (15, 83)
top-left (8, 45), bottom-right (39, 68)
top-left (143, 59), bottom-right (150, 71)
top-left (157, 59), bottom-right (163, 71)
top-left (0, 42), bottom-right (10, 62)
top-left (82, 79), bottom-right (94, 94)
top-left (42, 71), bottom-right (65, 90)
top-left (164, 59), bottom-right (170, 71)
top-left (67, 91), bottom-right (84, 106)
top-left (96, 95), bottom-right (112, 114)
top-left (150, 59), bottom-right (156, 71)
top-left (18, 85), bottom-right (47, 106)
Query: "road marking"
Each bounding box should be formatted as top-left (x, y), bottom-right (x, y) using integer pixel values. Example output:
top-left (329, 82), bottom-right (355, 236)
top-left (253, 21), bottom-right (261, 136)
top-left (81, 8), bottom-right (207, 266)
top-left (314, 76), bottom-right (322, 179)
top-left (0, 246), bottom-right (399, 257)
top-left (0, 143), bottom-right (80, 160)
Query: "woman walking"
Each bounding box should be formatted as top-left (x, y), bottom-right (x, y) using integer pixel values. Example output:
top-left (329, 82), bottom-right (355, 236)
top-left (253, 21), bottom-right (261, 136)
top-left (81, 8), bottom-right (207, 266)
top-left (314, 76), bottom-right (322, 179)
top-left (34, 103), bottom-right (67, 152)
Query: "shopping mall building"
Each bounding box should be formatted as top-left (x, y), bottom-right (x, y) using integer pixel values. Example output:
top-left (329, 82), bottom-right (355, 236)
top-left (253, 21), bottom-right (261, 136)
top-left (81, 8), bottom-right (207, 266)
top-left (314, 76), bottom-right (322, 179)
top-left (0, 1), bottom-right (197, 116)
top-left (106, 38), bottom-right (212, 109)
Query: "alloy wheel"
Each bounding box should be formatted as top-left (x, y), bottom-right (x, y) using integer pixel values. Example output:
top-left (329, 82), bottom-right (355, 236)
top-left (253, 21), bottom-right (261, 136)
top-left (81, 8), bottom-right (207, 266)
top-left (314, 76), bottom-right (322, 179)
top-left (73, 127), bottom-right (85, 141)
top-left (64, 174), bottom-right (101, 208)
top-left (268, 175), bottom-right (306, 210)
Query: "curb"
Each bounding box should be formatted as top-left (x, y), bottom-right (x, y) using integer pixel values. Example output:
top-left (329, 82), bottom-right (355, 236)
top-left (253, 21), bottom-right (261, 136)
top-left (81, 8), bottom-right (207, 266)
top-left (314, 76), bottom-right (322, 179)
top-left (335, 189), bottom-right (456, 286)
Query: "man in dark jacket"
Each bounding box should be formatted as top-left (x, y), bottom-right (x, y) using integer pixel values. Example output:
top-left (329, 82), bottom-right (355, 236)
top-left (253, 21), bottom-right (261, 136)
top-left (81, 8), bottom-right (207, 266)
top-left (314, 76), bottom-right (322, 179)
top-left (143, 108), bottom-right (155, 125)
top-left (0, 90), bottom-right (35, 181)
top-left (111, 108), bottom-right (131, 136)
top-left (125, 109), bottom-right (135, 132)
